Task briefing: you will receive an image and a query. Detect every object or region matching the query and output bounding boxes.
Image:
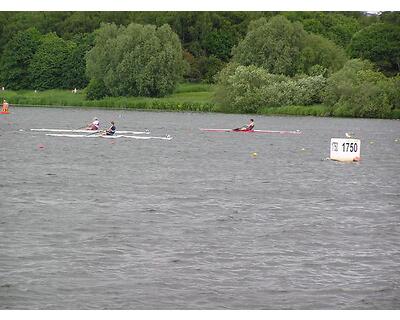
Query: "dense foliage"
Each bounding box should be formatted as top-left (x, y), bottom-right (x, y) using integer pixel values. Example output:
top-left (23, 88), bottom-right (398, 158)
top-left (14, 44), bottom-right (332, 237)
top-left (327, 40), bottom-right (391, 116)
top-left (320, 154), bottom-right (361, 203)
top-left (0, 28), bottom-right (41, 90)
top-left (86, 22), bottom-right (186, 98)
top-left (0, 11), bottom-right (398, 118)
top-left (1, 11), bottom-right (397, 87)
top-left (348, 23), bottom-right (400, 76)
top-left (323, 59), bottom-right (399, 118)
top-left (232, 16), bottom-right (306, 76)
top-left (85, 78), bottom-right (109, 100)
top-left (215, 64), bottom-right (327, 113)
top-left (300, 33), bottom-right (347, 75)
top-left (282, 12), bottom-right (362, 48)
top-left (29, 33), bottom-right (77, 90)
top-left (232, 16), bottom-right (346, 76)
top-left (0, 27), bottom-right (90, 90)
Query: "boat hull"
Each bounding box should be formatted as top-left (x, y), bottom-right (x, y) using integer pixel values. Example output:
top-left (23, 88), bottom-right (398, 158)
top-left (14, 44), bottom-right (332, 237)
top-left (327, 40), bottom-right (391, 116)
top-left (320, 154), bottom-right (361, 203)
top-left (45, 133), bottom-right (172, 140)
top-left (200, 128), bottom-right (302, 134)
top-left (31, 128), bottom-right (150, 134)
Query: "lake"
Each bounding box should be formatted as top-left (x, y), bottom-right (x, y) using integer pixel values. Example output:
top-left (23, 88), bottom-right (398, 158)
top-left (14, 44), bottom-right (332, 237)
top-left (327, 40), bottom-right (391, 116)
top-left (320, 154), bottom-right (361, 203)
top-left (0, 107), bottom-right (399, 309)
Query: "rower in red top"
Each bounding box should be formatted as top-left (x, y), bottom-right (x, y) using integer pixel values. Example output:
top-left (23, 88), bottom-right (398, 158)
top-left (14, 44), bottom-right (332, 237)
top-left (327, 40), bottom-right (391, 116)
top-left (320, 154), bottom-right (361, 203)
top-left (233, 119), bottom-right (254, 131)
top-left (86, 117), bottom-right (100, 130)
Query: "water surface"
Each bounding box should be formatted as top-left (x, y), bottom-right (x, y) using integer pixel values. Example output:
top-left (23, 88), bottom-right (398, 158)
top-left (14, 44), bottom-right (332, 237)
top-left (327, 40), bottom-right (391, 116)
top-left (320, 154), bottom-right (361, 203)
top-left (0, 107), bottom-right (399, 309)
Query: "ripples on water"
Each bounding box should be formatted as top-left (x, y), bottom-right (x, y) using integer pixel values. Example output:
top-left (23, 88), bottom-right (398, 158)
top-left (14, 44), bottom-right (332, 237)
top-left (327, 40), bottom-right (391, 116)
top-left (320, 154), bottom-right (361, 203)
top-left (0, 108), bottom-right (399, 309)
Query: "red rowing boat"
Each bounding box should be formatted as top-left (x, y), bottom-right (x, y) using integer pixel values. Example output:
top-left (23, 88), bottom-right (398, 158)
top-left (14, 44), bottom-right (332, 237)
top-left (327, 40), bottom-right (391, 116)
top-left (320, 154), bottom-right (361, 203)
top-left (200, 128), bottom-right (302, 134)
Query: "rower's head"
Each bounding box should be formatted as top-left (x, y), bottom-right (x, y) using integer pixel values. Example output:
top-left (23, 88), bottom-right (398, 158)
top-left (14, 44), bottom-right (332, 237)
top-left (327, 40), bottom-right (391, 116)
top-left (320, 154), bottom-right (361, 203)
top-left (93, 117), bottom-right (98, 121)
top-left (110, 121), bottom-right (115, 125)
top-left (250, 119), bottom-right (254, 122)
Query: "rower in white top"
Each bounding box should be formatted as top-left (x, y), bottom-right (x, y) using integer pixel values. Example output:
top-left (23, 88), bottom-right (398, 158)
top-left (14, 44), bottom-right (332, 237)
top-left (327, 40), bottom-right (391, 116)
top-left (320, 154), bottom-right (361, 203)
top-left (85, 117), bottom-right (100, 130)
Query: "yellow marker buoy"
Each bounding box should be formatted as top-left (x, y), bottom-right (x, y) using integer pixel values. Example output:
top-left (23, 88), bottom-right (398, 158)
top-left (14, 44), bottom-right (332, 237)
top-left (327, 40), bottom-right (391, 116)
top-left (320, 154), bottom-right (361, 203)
top-left (251, 152), bottom-right (258, 157)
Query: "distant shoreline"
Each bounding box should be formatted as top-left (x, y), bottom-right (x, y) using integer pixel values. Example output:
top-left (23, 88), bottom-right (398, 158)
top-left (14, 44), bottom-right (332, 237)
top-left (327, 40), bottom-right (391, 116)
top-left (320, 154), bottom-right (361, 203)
top-left (2, 83), bottom-right (399, 119)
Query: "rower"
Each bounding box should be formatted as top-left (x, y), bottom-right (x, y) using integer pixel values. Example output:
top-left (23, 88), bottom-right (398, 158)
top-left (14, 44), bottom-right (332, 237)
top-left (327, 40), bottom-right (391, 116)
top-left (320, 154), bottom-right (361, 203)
top-left (104, 121), bottom-right (116, 136)
top-left (234, 119), bottom-right (255, 131)
top-left (86, 117), bottom-right (100, 130)
top-left (246, 119), bottom-right (255, 130)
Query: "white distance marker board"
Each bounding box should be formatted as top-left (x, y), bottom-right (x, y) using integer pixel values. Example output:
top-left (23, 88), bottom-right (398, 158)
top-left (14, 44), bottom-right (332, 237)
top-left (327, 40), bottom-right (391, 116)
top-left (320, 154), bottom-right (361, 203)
top-left (330, 138), bottom-right (361, 162)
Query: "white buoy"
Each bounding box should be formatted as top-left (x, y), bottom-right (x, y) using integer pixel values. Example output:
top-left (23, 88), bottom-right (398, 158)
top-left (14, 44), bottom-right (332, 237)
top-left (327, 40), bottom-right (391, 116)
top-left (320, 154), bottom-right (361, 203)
top-left (330, 138), bottom-right (361, 162)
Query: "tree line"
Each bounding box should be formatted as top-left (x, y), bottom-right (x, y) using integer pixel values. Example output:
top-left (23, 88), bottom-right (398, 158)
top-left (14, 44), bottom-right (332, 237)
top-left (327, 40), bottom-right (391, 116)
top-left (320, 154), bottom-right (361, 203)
top-left (0, 11), bottom-right (399, 118)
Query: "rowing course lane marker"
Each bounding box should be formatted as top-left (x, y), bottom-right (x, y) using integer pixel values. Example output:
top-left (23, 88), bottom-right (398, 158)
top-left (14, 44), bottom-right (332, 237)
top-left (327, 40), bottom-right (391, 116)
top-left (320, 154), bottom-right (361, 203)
top-left (330, 138), bottom-right (361, 162)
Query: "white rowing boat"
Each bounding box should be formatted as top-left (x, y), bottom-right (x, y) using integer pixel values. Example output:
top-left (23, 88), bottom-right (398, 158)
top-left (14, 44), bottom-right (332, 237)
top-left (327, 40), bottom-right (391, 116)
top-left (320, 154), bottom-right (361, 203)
top-left (45, 133), bottom-right (173, 140)
top-left (31, 128), bottom-right (150, 134)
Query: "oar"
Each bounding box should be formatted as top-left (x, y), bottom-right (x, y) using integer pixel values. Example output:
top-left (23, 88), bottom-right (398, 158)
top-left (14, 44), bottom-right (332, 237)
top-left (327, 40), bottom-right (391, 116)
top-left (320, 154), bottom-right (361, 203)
top-left (86, 130), bottom-right (104, 136)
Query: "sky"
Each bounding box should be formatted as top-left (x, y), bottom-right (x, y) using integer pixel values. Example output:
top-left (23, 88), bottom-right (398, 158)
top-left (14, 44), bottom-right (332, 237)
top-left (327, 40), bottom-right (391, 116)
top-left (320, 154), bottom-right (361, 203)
top-left (1, 0), bottom-right (399, 11)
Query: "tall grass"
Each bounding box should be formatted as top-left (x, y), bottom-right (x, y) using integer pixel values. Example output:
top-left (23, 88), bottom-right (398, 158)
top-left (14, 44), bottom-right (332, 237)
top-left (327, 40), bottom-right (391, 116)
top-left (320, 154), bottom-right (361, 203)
top-left (259, 105), bottom-right (331, 117)
top-left (2, 85), bottom-right (217, 112)
top-left (2, 84), bottom-right (399, 119)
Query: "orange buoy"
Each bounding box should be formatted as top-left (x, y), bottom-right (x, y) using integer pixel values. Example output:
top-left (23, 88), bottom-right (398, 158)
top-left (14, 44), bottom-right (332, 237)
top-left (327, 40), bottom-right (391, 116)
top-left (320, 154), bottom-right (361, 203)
top-left (1, 100), bottom-right (9, 114)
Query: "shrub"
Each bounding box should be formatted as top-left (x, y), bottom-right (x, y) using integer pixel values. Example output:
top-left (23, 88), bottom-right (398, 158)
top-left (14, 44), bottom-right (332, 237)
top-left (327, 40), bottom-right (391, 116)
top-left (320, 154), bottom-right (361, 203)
top-left (323, 59), bottom-right (396, 118)
top-left (86, 78), bottom-right (109, 100)
top-left (214, 64), bottom-right (327, 112)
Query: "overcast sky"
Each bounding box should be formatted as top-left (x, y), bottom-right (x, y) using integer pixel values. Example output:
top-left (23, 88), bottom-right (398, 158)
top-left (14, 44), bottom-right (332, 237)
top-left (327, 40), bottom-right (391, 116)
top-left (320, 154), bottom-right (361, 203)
top-left (1, 0), bottom-right (399, 12)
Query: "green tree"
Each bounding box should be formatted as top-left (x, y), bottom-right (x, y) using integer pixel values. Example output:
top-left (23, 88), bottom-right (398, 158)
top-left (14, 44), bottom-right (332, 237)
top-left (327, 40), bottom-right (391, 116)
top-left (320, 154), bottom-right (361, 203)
top-left (322, 59), bottom-right (374, 106)
top-left (380, 12), bottom-right (400, 25)
top-left (300, 33), bottom-right (347, 75)
top-left (232, 15), bottom-right (347, 77)
top-left (29, 33), bottom-right (77, 90)
top-left (85, 78), bottom-right (110, 100)
top-left (202, 30), bottom-right (236, 61)
top-left (63, 33), bottom-right (94, 89)
top-left (197, 55), bottom-right (225, 83)
top-left (232, 16), bottom-right (307, 76)
top-left (348, 23), bottom-right (400, 75)
top-left (0, 12), bottom-right (69, 52)
top-left (323, 59), bottom-right (394, 118)
top-left (86, 22), bottom-right (186, 97)
top-left (182, 50), bottom-right (201, 82)
top-left (0, 27), bottom-right (42, 89)
top-left (169, 12), bottom-right (213, 56)
top-left (56, 12), bottom-right (102, 39)
top-left (282, 12), bottom-right (362, 48)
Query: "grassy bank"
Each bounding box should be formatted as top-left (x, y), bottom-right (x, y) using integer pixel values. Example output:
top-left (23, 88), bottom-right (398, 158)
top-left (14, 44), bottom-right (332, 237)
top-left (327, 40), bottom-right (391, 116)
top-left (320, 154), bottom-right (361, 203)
top-left (2, 83), bottom-right (399, 119)
top-left (1, 83), bottom-right (218, 112)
